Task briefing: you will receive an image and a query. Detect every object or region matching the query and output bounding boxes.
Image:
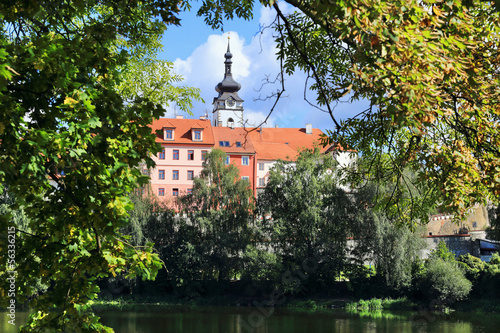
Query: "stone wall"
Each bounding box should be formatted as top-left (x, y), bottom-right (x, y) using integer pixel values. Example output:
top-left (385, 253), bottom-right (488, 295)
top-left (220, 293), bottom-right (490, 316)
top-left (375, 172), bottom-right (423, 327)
top-left (421, 231), bottom-right (486, 258)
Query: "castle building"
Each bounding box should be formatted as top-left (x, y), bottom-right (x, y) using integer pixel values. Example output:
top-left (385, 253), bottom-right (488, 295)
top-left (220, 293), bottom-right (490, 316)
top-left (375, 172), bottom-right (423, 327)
top-left (148, 38), bottom-right (352, 202)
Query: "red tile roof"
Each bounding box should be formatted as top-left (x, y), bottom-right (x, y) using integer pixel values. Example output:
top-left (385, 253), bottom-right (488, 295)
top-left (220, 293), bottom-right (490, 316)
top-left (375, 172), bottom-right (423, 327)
top-left (251, 141), bottom-right (297, 161)
top-left (212, 127), bottom-right (255, 154)
top-left (151, 118), bottom-right (214, 145)
top-left (247, 127), bottom-right (326, 161)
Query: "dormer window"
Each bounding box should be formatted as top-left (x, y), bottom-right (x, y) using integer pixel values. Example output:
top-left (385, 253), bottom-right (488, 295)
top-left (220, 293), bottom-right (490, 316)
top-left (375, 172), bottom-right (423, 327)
top-left (191, 124), bottom-right (204, 142)
top-left (163, 127), bottom-right (175, 141)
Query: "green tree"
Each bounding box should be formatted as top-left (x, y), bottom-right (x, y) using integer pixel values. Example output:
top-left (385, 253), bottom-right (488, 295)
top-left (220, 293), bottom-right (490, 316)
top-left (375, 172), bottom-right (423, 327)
top-left (430, 241), bottom-right (456, 262)
top-left (422, 257), bottom-right (472, 306)
top-left (420, 242), bottom-right (471, 306)
top-left (266, 0), bottom-right (500, 220)
top-left (350, 181), bottom-right (426, 292)
top-left (180, 148), bottom-right (255, 282)
top-left (0, 1), bottom-right (236, 331)
top-left (258, 148), bottom-right (353, 293)
top-left (0, 185), bottom-right (29, 231)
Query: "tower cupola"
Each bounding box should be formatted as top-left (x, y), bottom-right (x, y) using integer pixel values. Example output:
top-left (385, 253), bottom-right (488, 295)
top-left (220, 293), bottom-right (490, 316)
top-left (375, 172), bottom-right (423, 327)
top-left (212, 36), bottom-right (244, 127)
top-left (215, 43), bottom-right (242, 94)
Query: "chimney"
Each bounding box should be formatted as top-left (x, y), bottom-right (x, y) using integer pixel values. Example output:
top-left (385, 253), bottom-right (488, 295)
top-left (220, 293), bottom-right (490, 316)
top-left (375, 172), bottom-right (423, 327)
top-left (176, 115), bottom-right (184, 119)
top-left (199, 115), bottom-right (206, 120)
top-left (275, 125), bottom-right (279, 128)
top-left (306, 123), bottom-right (312, 134)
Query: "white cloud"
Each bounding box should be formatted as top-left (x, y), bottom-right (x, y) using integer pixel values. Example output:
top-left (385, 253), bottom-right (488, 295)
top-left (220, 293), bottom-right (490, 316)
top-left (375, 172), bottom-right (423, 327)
top-left (167, 4), bottom-right (366, 132)
top-left (242, 109), bottom-right (276, 128)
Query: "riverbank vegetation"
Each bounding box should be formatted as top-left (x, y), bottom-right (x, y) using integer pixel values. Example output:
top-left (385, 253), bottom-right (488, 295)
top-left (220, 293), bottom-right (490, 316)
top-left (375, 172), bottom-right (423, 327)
top-left (94, 149), bottom-right (498, 312)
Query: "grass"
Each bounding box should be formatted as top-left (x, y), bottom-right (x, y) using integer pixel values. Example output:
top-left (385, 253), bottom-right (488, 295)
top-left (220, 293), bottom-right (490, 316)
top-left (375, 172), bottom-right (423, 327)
top-left (346, 297), bottom-right (417, 312)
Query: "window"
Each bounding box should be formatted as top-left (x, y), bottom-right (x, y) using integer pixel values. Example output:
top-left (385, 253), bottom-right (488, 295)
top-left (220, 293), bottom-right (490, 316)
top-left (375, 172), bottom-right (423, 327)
top-left (188, 150), bottom-right (194, 160)
top-left (158, 170), bottom-right (165, 180)
top-left (242, 156), bottom-right (249, 166)
top-left (236, 141), bottom-right (242, 147)
top-left (202, 150), bottom-right (208, 161)
top-left (241, 176), bottom-right (250, 182)
top-left (165, 129), bottom-right (173, 139)
top-left (173, 170), bottom-right (179, 180)
top-left (259, 163), bottom-right (264, 171)
top-left (142, 169), bottom-right (149, 176)
top-left (194, 130), bottom-right (201, 140)
top-left (158, 188), bottom-right (165, 196)
top-left (258, 178), bottom-right (265, 186)
top-left (473, 222), bottom-right (477, 228)
top-left (219, 141), bottom-right (230, 147)
top-left (225, 156), bottom-right (230, 165)
top-left (187, 170), bottom-right (194, 180)
top-left (187, 188), bottom-right (193, 195)
top-left (173, 150), bottom-right (179, 160)
top-left (172, 188), bottom-right (179, 196)
top-left (159, 148), bottom-right (165, 159)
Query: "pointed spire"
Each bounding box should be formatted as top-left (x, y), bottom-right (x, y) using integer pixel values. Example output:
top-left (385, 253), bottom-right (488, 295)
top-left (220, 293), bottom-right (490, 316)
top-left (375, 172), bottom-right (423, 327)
top-left (215, 35), bottom-right (241, 94)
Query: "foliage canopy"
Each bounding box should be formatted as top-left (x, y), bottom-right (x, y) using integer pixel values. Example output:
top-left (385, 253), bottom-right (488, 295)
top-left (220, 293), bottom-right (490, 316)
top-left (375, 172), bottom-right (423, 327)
top-left (0, 0), bottom-right (246, 331)
top-left (267, 0), bottom-right (500, 219)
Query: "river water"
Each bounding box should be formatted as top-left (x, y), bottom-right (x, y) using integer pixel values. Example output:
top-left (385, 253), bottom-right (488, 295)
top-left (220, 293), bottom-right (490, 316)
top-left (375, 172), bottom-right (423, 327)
top-left (3, 305), bottom-right (500, 332)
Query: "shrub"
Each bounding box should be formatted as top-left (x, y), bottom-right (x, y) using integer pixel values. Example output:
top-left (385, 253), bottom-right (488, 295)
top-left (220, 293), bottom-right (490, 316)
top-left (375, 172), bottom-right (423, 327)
top-left (490, 253), bottom-right (500, 265)
top-left (241, 245), bottom-right (280, 282)
top-left (429, 241), bottom-right (456, 262)
top-left (346, 265), bottom-right (379, 298)
top-left (422, 257), bottom-right (472, 306)
top-left (477, 262), bottom-right (500, 299)
top-left (457, 254), bottom-right (485, 282)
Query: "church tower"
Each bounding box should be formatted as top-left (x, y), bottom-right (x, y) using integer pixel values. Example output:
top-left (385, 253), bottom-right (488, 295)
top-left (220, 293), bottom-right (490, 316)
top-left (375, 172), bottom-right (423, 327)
top-left (213, 38), bottom-right (244, 128)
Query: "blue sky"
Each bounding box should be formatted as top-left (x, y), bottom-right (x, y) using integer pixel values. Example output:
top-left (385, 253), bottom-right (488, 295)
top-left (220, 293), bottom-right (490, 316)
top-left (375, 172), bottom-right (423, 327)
top-left (158, 4), bottom-right (369, 132)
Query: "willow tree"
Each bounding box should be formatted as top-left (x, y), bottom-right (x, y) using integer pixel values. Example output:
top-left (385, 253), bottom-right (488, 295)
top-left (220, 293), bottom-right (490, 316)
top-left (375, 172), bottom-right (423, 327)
top-left (262, 0), bottom-right (500, 223)
top-left (0, 1), bottom-right (254, 332)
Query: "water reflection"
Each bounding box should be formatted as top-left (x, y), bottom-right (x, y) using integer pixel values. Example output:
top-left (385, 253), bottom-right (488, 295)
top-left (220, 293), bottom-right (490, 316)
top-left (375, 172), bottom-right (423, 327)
top-left (96, 306), bottom-right (499, 333)
top-left (2, 306), bottom-right (499, 332)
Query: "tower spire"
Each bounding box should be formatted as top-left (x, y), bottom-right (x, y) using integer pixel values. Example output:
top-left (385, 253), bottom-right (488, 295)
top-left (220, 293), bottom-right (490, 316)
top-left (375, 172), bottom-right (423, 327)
top-left (216, 36), bottom-right (241, 94)
top-left (212, 33), bottom-right (244, 128)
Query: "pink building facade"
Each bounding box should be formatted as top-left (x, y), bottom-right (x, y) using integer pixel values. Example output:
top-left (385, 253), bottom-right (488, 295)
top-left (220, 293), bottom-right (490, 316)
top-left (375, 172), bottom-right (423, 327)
top-left (149, 117), bottom-right (213, 204)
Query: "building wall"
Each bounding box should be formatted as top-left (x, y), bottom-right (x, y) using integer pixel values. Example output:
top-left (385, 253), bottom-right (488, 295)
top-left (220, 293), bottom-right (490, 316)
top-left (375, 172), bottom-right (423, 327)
top-left (215, 108), bottom-right (244, 128)
top-left (420, 231), bottom-right (486, 258)
top-left (150, 144), bottom-right (210, 200)
top-left (228, 153), bottom-right (256, 195)
top-left (256, 160), bottom-right (276, 190)
top-left (334, 151), bottom-right (356, 169)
